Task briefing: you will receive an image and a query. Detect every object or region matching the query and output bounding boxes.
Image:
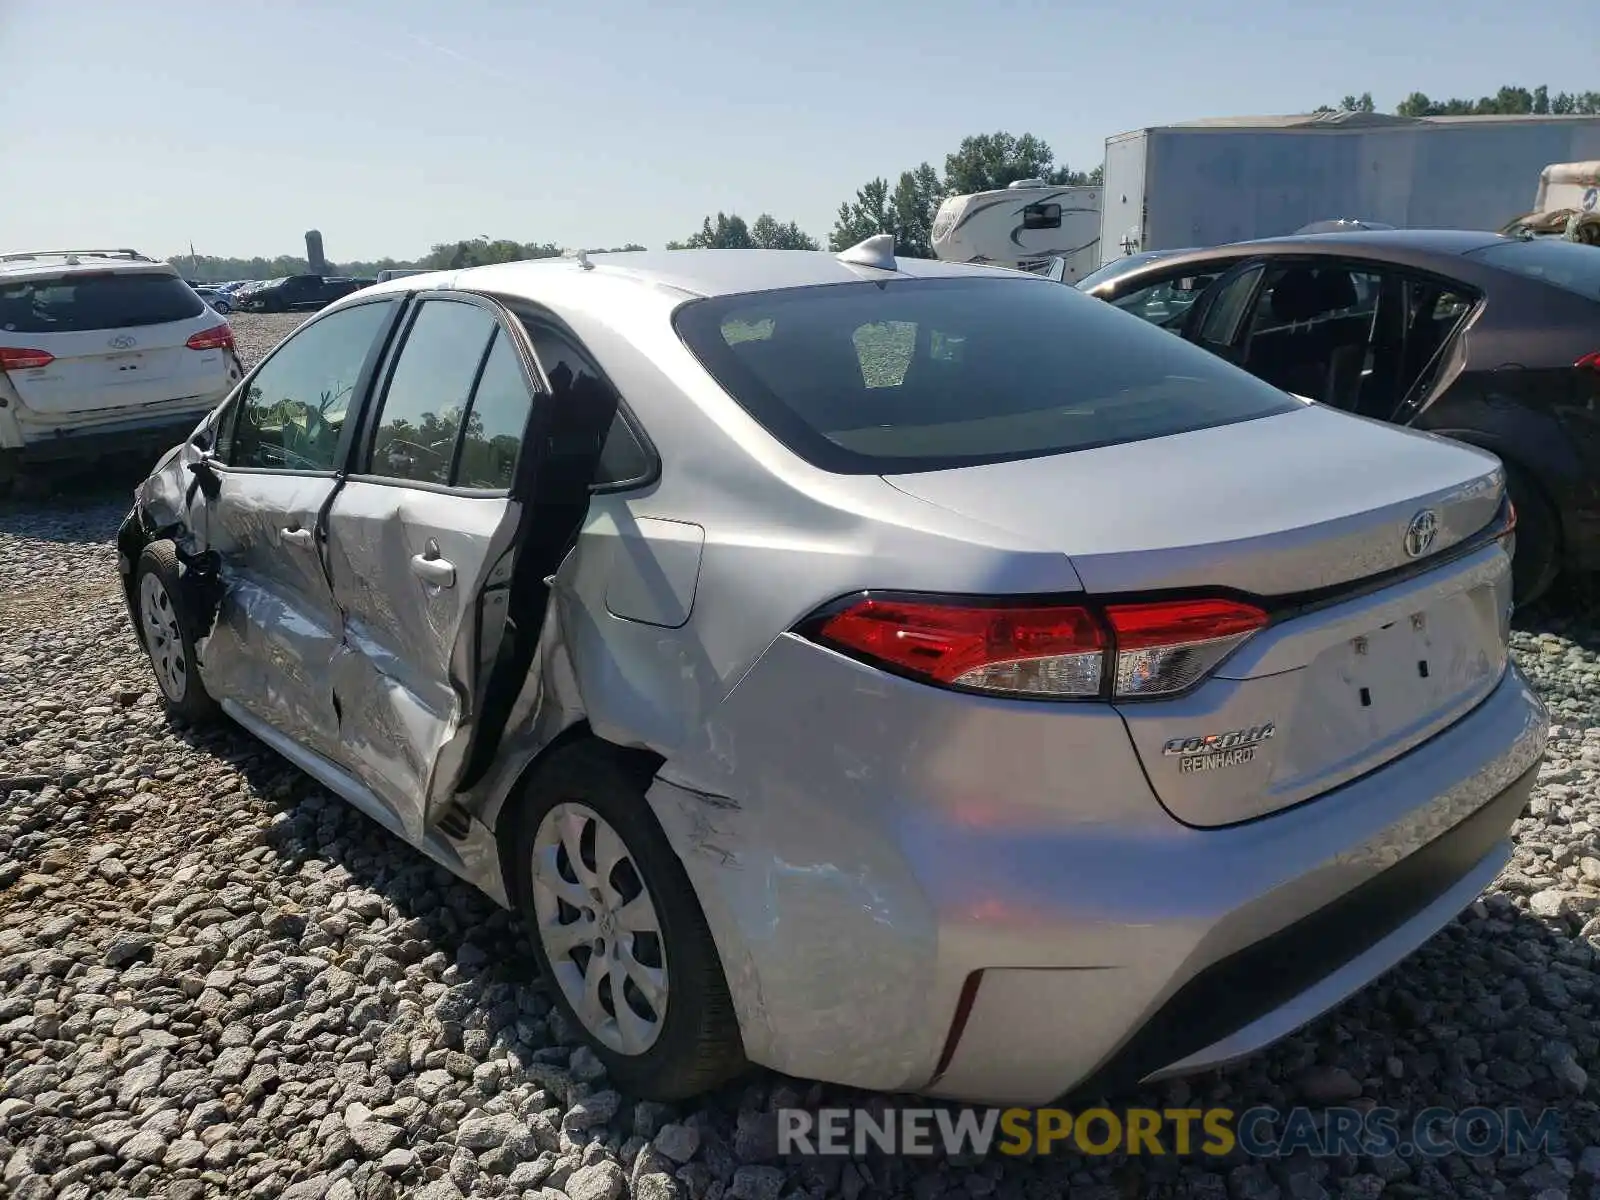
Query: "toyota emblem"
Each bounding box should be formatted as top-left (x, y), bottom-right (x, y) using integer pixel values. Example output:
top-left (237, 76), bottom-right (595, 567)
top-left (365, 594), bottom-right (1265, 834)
top-left (1403, 510), bottom-right (1439, 558)
top-left (108, 334), bottom-right (136, 350)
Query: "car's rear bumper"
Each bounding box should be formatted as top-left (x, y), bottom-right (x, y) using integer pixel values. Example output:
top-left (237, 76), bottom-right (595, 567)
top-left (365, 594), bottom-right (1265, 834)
top-left (0, 409), bottom-right (209, 471)
top-left (648, 636), bottom-right (1547, 1103)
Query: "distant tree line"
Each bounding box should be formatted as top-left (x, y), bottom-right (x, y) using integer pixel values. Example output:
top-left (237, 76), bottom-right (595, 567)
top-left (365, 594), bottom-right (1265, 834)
top-left (1318, 83), bottom-right (1600, 117)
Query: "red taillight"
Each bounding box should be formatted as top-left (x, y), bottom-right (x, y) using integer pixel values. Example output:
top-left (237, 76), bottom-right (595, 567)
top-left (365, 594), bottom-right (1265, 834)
top-left (185, 324), bottom-right (234, 351)
top-left (1577, 351), bottom-right (1600, 373)
top-left (805, 594), bottom-right (1268, 700)
top-left (1105, 599), bottom-right (1268, 697)
top-left (811, 599), bottom-right (1105, 697)
top-left (0, 348), bottom-right (55, 370)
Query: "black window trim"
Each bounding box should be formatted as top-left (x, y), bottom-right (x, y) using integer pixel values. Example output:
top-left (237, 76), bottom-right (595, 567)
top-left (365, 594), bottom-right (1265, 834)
top-left (490, 296), bottom-right (663, 496)
top-left (345, 289), bottom-right (545, 501)
top-left (215, 293), bottom-right (405, 478)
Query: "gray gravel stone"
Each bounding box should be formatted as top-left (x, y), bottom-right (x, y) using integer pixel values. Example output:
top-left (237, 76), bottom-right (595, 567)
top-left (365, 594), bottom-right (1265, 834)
top-left (4, 333), bottom-right (1600, 1200)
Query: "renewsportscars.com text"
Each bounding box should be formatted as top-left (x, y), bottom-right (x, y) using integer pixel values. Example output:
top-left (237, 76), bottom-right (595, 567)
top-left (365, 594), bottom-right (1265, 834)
top-left (777, 1106), bottom-right (1562, 1159)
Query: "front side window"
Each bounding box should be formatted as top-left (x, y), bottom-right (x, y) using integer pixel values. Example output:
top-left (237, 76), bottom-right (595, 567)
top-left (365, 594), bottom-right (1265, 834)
top-left (229, 300), bottom-right (395, 471)
top-left (1195, 266), bottom-right (1264, 348)
top-left (365, 299), bottom-right (497, 484)
top-left (674, 276), bottom-right (1300, 474)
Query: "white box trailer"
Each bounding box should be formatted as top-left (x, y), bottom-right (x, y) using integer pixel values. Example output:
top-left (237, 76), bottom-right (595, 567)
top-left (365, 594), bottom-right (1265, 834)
top-left (930, 181), bottom-right (1103, 281)
top-left (1099, 111), bottom-right (1600, 266)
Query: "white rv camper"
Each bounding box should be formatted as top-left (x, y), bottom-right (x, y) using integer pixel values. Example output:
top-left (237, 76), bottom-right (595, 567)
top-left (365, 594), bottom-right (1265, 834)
top-left (1502, 161), bottom-right (1600, 243)
top-left (930, 181), bottom-right (1102, 281)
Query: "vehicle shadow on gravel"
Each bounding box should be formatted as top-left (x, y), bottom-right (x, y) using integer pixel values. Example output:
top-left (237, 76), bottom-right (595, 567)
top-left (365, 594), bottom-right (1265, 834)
top-left (0, 468), bottom-right (142, 543)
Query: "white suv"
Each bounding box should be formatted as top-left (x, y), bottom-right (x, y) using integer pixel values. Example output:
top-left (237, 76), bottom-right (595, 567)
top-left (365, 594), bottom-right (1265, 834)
top-left (0, 249), bottom-right (244, 491)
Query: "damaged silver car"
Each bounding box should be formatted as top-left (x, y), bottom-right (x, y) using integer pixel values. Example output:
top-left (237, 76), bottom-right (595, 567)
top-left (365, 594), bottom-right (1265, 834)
top-left (117, 237), bottom-right (1546, 1105)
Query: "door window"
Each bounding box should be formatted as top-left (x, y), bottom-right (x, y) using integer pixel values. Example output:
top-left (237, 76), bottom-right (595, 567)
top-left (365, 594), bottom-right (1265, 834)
top-left (229, 299), bottom-right (395, 471)
top-left (454, 330), bottom-right (535, 489)
top-left (1195, 266), bottom-right (1263, 349)
top-left (1238, 265), bottom-right (1384, 411)
top-left (365, 299), bottom-right (498, 484)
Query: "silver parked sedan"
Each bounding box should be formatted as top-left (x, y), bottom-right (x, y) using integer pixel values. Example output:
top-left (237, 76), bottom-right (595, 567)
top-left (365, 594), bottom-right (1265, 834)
top-left (116, 237), bottom-right (1546, 1105)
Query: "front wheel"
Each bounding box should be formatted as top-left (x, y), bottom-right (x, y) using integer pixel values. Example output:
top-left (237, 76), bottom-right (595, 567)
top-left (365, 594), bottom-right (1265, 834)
top-left (134, 541), bottom-right (218, 722)
top-left (1504, 464), bottom-right (1560, 608)
top-left (509, 742), bottom-right (747, 1100)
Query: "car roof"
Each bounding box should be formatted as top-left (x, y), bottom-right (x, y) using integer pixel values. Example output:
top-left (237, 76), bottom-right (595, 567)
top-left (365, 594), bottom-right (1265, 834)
top-left (351, 248), bottom-right (1027, 306)
top-left (1080, 229), bottom-right (1531, 291)
top-left (0, 250), bottom-right (178, 283)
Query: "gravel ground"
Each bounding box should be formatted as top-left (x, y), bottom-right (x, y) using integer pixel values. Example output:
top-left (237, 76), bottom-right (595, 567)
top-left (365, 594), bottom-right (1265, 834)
top-left (2, 313), bottom-right (1600, 1198)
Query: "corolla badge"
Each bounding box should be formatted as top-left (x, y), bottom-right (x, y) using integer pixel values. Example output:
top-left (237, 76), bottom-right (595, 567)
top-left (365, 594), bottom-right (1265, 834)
top-left (1162, 723), bottom-right (1275, 774)
top-left (1403, 509), bottom-right (1439, 558)
top-left (108, 334), bottom-right (137, 350)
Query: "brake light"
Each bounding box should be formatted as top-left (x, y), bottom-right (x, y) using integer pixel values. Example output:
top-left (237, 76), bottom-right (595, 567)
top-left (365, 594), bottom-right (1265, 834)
top-left (810, 599), bottom-right (1105, 697)
top-left (804, 594), bottom-right (1268, 700)
top-left (0, 348), bottom-right (55, 370)
top-left (1578, 351), bottom-right (1600, 373)
top-left (185, 324), bottom-right (234, 351)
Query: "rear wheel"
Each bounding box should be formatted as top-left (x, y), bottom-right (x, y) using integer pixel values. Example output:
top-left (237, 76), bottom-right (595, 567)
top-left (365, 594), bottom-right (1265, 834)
top-left (134, 541), bottom-right (218, 722)
top-left (509, 741), bottom-right (747, 1100)
top-left (1504, 463), bottom-right (1560, 608)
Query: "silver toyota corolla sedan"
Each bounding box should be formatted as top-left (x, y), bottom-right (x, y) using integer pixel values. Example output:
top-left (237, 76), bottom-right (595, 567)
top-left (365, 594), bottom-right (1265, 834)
top-left (116, 237), bottom-right (1546, 1105)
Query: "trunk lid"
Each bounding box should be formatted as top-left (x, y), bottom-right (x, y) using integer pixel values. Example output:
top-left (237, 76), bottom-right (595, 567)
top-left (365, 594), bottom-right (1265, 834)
top-left (883, 403), bottom-right (1512, 826)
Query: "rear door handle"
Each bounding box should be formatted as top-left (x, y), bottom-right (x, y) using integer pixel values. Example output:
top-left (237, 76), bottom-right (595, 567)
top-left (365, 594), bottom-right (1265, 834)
top-left (281, 527), bottom-right (314, 547)
top-left (411, 553), bottom-right (456, 588)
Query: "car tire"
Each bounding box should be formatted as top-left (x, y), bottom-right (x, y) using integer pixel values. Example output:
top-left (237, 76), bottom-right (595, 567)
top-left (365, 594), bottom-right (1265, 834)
top-left (213, 299), bottom-right (232, 315)
top-left (1504, 463), bottom-right (1560, 608)
top-left (509, 740), bottom-right (747, 1100)
top-left (134, 540), bottom-right (219, 723)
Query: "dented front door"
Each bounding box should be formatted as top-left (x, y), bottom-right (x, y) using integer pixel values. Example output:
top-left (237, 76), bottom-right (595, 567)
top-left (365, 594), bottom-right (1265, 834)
top-left (196, 297), bottom-right (402, 763)
top-left (320, 297), bottom-right (537, 843)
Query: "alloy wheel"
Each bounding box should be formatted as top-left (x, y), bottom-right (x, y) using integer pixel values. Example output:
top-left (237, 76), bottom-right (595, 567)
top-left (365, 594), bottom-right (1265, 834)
top-left (139, 572), bottom-right (188, 702)
top-left (530, 802), bottom-right (669, 1055)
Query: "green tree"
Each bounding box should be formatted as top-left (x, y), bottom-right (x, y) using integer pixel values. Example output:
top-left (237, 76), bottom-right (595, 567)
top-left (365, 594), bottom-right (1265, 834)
top-left (829, 178), bottom-right (895, 251)
top-left (418, 238), bottom-right (561, 270)
top-left (670, 213), bottom-right (755, 249)
top-left (890, 163), bottom-right (945, 259)
top-left (942, 131), bottom-right (1094, 193)
top-left (1392, 84), bottom-right (1599, 117)
top-left (750, 214), bottom-right (819, 250)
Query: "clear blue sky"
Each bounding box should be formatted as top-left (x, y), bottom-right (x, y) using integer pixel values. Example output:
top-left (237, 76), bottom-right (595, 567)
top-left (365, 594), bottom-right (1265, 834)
top-left (1, 0), bottom-right (1593, 262)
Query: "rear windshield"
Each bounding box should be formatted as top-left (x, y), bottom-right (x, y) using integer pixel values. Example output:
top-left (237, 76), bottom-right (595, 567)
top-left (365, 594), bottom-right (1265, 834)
top-left (0, 271), bottom-right (205, 334)
top-left (673, 277), bottom-right (1301, 473)
top-left (1466, 238), bottom-right (1600, 301)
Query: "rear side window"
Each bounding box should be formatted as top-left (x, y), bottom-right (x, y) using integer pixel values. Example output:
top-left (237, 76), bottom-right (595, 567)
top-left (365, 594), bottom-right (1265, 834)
top-left (673, 277), bottom-right (1300, 474)
top-left (1467, 238), bottom-right (1600, 301)
top-left (365, 299), bottom-right (497, 484)
top-left (0, 271), bottom-right (205, 333)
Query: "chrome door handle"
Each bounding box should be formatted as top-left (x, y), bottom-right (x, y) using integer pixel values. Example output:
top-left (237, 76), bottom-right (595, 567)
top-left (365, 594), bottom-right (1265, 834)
top-left (280, 527), bottom-right (314, 547)
top-left (410, 553), bottom-right (456, 587)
